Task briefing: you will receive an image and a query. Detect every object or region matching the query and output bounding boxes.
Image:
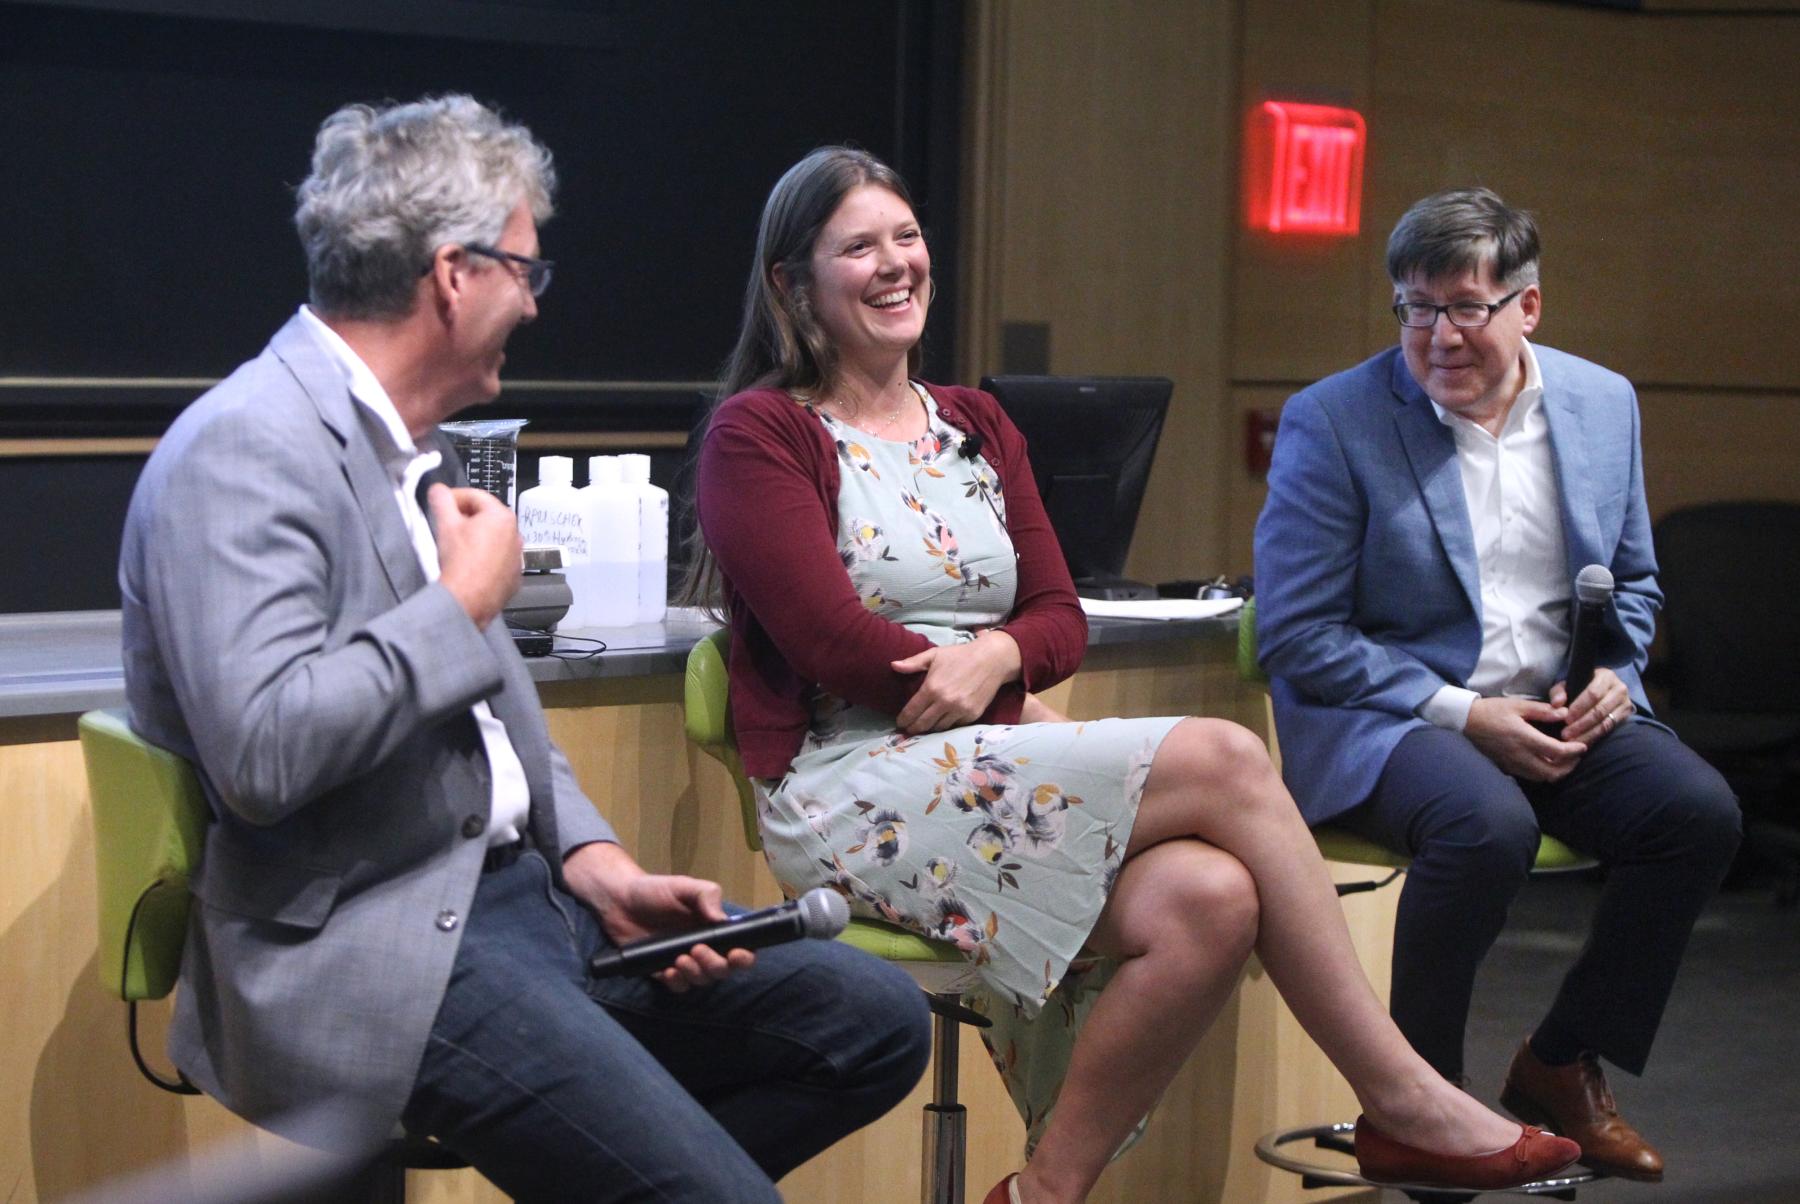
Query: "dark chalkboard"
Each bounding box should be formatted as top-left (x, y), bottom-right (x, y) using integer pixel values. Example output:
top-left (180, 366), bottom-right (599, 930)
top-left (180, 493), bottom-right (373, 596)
top-left (0, 0), bottom-right (963, 610)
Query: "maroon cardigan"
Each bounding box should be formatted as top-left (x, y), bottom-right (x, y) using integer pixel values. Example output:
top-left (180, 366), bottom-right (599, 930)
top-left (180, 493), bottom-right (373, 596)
top-left (697, 381), bottom-right (1088, 778)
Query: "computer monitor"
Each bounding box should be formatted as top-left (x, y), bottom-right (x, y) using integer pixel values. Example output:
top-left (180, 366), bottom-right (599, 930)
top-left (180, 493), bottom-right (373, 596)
top-left (979, 375), bottom-right (1173, 601)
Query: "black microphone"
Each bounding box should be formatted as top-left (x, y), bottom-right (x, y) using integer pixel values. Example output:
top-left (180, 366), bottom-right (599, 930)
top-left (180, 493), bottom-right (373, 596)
top-left (958, 433), bottom-right (985, 460)
top-left (587, 887), bottom-right (849, 978)
top-left (1565, 564), bottom-right (1614, 701)
top-left (414, 463), bottom-right (453, 512)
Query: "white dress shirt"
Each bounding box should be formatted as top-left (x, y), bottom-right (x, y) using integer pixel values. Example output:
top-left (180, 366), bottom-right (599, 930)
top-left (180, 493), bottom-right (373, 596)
top-left (1419, 341), bottom-right (1573, 732)
top-left (298, 306), bottom-right (530, 845)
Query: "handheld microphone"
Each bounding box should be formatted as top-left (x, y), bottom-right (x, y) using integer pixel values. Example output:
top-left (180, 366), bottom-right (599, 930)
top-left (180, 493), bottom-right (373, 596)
top-left (958, 433), bottom-right (985, 460)
top-left (587, 887), bottom-right (849, 979)
top-left (1565, 564), bottom-right (1614, 701)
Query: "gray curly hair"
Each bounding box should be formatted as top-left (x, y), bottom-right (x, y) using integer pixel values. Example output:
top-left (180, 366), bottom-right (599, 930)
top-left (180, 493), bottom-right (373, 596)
top-left (294, 94), bottom-right (556, 320)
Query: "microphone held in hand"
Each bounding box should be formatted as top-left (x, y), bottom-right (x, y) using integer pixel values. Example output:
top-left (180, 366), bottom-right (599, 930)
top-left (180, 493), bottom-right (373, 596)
top-left (587, 887), bottom-right (850, 979)
top-left (1565, 564), bottom-right (1615, 701)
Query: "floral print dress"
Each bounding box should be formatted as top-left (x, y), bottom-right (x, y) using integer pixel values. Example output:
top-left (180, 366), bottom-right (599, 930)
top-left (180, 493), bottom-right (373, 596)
top-left (756, 384), bottom-right (1183, 1152)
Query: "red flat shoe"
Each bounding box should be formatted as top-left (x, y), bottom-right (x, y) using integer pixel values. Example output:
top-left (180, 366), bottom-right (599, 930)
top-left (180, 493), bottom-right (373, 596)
top-left (1354, 1116), bottom-right (1581, 1189)
top-left (982, 1172), bottom-right (1022, 1204)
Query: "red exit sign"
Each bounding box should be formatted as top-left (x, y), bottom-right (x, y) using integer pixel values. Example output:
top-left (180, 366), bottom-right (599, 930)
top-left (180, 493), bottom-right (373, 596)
top-left (1245, 101), bottom-right (1367, 236)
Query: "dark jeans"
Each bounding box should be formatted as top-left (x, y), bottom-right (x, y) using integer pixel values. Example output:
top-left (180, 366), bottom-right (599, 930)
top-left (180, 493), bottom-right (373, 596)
top-left (400, 850), bottom-right (932, 1202)
top-left (1339, 719), bottom-right (1740, 1080)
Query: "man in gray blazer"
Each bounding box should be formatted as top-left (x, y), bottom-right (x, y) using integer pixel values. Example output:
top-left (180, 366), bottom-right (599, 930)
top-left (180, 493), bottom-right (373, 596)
top-left (1254, 188), bottom-right (1738, 1183)
top-left (120, 95), bottom-right (928, 1201)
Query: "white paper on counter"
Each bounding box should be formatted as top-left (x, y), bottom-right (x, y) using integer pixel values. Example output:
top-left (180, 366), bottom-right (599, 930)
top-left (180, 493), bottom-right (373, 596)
top-left (1077, 596), bottom-right (1245, 621)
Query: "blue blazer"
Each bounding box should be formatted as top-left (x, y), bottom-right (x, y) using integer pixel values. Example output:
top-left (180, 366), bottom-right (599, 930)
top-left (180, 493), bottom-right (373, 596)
top-left (1252, 344), bottom-right (1662, 825)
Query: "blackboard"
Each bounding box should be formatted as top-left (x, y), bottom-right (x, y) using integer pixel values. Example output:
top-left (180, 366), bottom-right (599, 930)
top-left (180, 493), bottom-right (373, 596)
top-left (0, 0), bottom-right (963, 610)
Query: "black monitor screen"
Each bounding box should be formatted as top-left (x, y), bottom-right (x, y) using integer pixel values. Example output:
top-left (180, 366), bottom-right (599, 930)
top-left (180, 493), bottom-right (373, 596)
top-left (979, 375), bottom-right (1172, 597)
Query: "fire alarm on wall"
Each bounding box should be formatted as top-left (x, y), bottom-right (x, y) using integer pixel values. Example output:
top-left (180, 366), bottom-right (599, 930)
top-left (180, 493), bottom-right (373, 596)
top-left (1245, 408), bottom-right (1280, 476)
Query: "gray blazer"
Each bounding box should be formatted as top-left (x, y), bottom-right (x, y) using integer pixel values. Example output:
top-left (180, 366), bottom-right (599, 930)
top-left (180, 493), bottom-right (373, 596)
top-left (120, 314), bottom-right (615, 1142)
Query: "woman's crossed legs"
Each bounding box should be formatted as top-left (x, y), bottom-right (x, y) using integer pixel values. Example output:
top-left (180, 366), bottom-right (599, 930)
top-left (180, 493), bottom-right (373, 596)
top-left (1012, 717), bottom-right (1533, 1204)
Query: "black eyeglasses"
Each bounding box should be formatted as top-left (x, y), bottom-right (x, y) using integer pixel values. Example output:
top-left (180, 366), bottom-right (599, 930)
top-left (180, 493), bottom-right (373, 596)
top-left (1392, 288), bottom-right (1522, 329)
top-left (464, 243), bottom-right (555, 297)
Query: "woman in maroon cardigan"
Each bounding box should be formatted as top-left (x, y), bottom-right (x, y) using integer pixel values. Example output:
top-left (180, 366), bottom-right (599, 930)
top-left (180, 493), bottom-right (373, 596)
top-left (686, 147), bottom-right (1573, 1203)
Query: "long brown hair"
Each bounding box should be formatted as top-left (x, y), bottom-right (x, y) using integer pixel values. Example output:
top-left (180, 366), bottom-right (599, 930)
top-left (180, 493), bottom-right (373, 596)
top-left (677, 146), bottom-right (928, 610)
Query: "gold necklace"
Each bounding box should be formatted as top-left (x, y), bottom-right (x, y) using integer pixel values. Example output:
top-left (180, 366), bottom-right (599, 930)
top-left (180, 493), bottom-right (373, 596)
top-left (830, 383), bottom-right (912, 434)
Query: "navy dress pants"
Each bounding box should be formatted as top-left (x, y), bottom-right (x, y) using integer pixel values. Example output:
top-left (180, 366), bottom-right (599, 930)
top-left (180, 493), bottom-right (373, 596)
top-left (400, 850), bottom-right (932, 1202)
top-left (1339, 719), bottom-right (1740, 1081)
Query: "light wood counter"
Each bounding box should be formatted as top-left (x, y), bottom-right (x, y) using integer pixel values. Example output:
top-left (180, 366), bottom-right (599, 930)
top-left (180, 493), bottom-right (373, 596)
top-left (1, 612), bottom-right (1384, 1203)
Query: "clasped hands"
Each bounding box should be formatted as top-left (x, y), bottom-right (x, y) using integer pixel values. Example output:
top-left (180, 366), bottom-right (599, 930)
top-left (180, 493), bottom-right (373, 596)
top-left (1464, 666), bottom-right (1636, 783)
top-left (891, 629), bottom-right (1022, 734)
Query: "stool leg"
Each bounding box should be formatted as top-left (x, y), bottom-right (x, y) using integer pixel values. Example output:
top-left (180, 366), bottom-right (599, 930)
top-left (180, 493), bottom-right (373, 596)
top-left (920, 999), bottom-right (966, 1204)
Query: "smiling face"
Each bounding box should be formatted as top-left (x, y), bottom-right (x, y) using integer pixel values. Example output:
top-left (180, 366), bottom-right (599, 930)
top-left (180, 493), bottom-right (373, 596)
top-left (1397, 259), bottom-right (1540, 427)
top-left (806, 183), bottom-right (931, 375)
top-left (448, 197), bottom-right (541, 411)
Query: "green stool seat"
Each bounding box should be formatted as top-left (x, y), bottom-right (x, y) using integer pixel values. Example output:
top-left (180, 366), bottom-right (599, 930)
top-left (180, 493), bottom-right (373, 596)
top-left (1314, 825), bottom-right (1590, 874)
top-left (836, 916), bottom-right (969, 964)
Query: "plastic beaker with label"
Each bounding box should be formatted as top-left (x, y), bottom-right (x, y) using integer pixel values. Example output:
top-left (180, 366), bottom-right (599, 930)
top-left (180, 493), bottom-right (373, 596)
top-left (438, 418), bottom-right (529, 507)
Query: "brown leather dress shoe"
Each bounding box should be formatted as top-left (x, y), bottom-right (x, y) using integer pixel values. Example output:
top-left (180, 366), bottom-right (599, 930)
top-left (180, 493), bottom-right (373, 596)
top-left (1500, 1040), bottom-right (1665, 1182)
top-left (1354, 1116), bottom-right (1580, 1189)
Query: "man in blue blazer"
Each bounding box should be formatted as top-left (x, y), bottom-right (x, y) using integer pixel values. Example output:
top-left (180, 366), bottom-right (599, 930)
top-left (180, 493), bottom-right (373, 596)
top-left (1254, 188), bottom-right (1738, 1182)
top-left (121, 95), bottom-right (928, 1200)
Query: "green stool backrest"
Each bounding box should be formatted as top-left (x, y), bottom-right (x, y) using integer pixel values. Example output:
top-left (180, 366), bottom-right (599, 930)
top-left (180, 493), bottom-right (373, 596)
top-left (80, 709), bottom-right (208, 1002)
top-left (684, 629), bottom-right (763, 854)
top-left (1237, 596), bottom-right (1266, 685)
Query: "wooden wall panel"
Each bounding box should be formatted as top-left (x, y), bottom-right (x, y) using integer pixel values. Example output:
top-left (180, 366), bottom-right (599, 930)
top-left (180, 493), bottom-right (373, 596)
top-left (1229, 384), bottom-right (1292, 573)
top-left (1365, 0), bottom-right (1800, 389)
top-left (1639, 388), bottom-right (1800, 519)
top-left (1230, 0), bottom-right (1377, 385)
top-left (966, 0), bottom-right (1800, 585)
top-left (960, 0), bottom-right (1240, 583)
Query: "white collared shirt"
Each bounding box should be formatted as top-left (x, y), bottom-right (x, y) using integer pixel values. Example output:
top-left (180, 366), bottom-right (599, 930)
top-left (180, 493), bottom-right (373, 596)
top-left (1418, 341), bottom-right (1572, 731)
top-left (298, 306), bottom-right (530, 845)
